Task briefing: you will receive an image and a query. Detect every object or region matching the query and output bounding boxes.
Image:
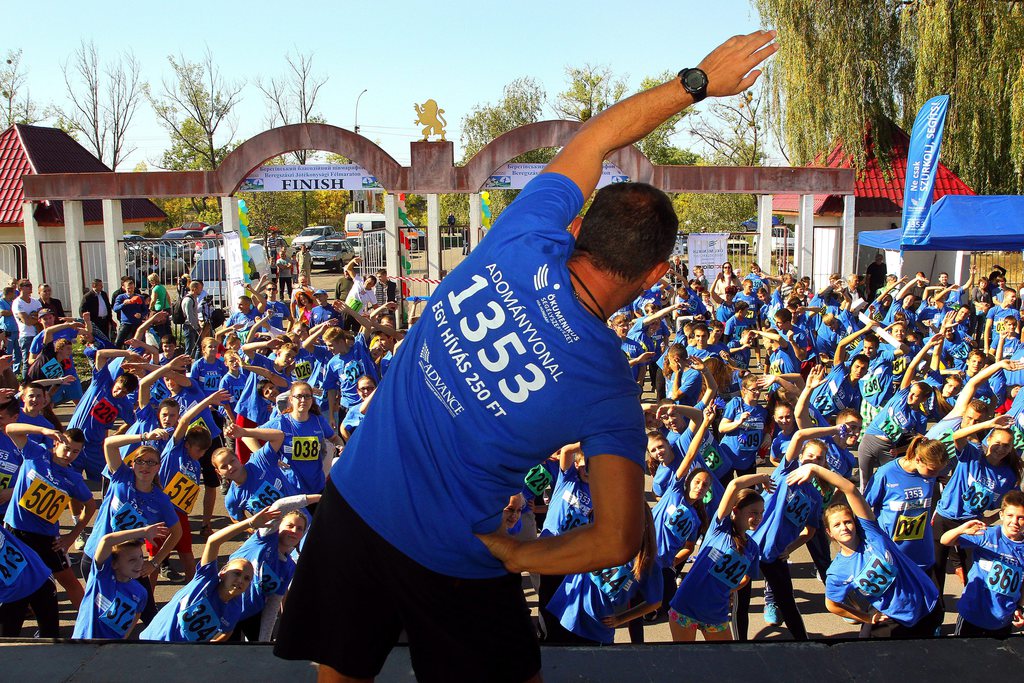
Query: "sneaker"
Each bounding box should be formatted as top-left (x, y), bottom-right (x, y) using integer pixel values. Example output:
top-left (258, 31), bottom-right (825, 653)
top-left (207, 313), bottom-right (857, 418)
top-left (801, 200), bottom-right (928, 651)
top-left (763, 602), bottom-right (782, 626)
top-left (160, 564), bottom-right (185, 582)
top-left (954, 566), bottom-right (967, 587)
top-left (219, 479), bottom-right (230, 495)
top-left (73, 532), bottom-right (89, 551)
top-left (842, 617), bottom-right (858, 624)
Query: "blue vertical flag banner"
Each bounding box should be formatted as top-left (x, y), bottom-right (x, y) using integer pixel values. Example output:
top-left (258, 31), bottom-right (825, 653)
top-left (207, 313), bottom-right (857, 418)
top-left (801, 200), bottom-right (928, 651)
top-left (900, 95), bottom-right (950, 248)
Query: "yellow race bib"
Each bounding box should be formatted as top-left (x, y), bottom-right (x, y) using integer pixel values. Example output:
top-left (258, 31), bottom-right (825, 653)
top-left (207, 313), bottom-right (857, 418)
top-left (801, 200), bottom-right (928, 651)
top-left (290, 436), bottom-right (321, 462)
top-left (892, 512), bottom-right (927, 542)
top-left (164, 471), bottom-right (201, 513)
top-left (18, 478), bottom-right (70, 524)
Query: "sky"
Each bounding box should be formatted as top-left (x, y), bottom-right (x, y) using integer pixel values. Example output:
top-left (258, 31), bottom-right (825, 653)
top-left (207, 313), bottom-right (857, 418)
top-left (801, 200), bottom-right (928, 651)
top-left (6, 0), bottom-right (765, 169)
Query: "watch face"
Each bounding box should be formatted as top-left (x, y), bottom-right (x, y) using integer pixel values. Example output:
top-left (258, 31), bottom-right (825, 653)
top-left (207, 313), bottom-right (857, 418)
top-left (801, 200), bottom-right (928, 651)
top-left (683, 69), bottom-right (708, 91)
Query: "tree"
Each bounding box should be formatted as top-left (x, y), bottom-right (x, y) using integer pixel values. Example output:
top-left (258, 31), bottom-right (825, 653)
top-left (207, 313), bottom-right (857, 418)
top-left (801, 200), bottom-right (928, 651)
top-left (754, 0), bottom-right (1024, 194)
top-left (687, 90), bottom-right (767, 167)
top-left (1, 49), bottom-right (43, 127)
top-left (255, 51), bottom-right (328, 165)
top-left (149, 50), bottom-right (244, 171)
top-left (553, 64), bottom-right (627, 122)
top-left (55, 41), bottom-right (146, 170)
top-left (460, 77), bottom-right (549, 162)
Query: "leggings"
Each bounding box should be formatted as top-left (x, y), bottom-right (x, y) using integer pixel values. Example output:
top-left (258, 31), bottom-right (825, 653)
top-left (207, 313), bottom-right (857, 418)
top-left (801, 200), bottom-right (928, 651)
top-left (227, 611), bottom-right (263, 642)
top-left (539, 573), bottom-right (576, 643)
top-left (234, 414), bottom-right (259, 464)
top-left (736, 559), bottom-right (808, 641)
top-left (857, 434), bottom-right (894, 492)
top-left (931, 513), bottom-right (974, 603)
top-left (0, 579), bottom-right (59, 637)
top-left (954, 615), bottom-right (1012, 638)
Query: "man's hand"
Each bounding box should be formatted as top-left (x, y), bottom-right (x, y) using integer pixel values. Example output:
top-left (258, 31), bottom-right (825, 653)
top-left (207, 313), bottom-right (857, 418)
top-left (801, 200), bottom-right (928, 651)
top-left (475, 523), bottom-right (523, 573)
top-left (698, 31), bottom-right (778, 98)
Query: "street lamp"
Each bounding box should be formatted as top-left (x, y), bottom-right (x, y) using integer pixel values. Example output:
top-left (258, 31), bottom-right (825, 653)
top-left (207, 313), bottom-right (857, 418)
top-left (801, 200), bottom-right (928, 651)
top-left (354, 89), bottom-right (368, 134)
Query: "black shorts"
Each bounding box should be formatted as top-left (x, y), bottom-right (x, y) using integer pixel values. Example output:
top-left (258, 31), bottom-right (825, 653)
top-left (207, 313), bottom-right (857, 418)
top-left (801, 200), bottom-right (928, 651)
top-left (200, 434), bottom-right (225, 489)
top-left (5, 526), bottom-right (70, 573)
top-left (274, 483), bottom-right (540, 683)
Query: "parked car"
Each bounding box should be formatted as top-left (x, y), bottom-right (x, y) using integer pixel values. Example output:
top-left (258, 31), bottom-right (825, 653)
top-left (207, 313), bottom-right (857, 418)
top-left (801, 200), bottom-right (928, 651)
top-left (291, 225), bottom-right (341, 249)
top-left (311, 238), bottom-right (357, 273)
top-left (162, 229), bottom-right (205, 241)
top-left (124, 242), bottom-right (189, 285)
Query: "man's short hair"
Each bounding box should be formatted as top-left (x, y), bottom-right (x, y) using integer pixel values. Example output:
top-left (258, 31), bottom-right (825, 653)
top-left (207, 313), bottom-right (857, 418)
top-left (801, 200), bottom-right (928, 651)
top-left (574, 182), bottom-right (677, 281)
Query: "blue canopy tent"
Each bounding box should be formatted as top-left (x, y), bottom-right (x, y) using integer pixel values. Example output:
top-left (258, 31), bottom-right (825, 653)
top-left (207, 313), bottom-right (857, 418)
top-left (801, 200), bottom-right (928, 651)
top-left (858, 195), bottom-right (1024, 251)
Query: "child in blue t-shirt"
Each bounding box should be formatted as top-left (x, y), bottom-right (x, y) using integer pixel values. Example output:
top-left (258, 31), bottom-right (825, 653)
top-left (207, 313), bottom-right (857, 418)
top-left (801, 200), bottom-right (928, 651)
top-left (73, 523), bottom-right (169, 639)
top-left (0, 524), bottom-right (57, 637)
top-left (668, 472), bottom-right (771, 641)
top-left (139, 507), bottom-right (280, 642)
top-left (719, 375), bottom-right (768, 475)
top-left (940, 490), bottom-right (1024, 636)
top-left (807, 463), bottom-right (943, 638)
top-left (545, 504), bottom-right (663, 644)
top-left (864, 436), bottom-right (949, 571)
top-left (227, 497), bottom-right (318, 641)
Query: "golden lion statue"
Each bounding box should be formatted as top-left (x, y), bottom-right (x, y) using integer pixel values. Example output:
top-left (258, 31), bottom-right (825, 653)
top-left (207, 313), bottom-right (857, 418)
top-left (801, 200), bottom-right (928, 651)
top-left (414, 99), bottom-right (447, 141)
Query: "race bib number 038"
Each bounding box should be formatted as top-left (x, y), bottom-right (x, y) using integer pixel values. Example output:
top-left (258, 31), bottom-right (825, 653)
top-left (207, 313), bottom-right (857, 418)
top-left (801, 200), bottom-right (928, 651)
top-left (18, 478), bottom-right (69, 524)
top-left (290, 436), bottom-right (320, 462)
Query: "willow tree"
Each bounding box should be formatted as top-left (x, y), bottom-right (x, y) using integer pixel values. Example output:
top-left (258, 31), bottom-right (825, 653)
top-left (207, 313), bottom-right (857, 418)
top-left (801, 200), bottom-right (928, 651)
top-left (754, 0), bottom-right (1024, 194)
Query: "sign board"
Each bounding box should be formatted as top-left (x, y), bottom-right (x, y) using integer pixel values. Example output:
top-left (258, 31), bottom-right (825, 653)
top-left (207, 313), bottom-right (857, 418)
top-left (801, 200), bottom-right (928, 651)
top-left (687, 233), bottom-right (729, 286)
top-left (223, 231), bottom-right (246, 313)
top-left (240, 164), bottom-right (382, 192)
top-left (481, 162), bottom-right (629, 190)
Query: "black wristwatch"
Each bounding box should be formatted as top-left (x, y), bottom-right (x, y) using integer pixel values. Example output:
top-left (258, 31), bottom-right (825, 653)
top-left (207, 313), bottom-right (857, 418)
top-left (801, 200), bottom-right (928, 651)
top-left (678, 68), bottom-right (709, 103)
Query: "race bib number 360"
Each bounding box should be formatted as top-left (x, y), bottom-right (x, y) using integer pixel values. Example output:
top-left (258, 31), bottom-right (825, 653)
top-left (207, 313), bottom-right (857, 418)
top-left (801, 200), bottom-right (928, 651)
top-left (18, 478), bottom-right (69, 524)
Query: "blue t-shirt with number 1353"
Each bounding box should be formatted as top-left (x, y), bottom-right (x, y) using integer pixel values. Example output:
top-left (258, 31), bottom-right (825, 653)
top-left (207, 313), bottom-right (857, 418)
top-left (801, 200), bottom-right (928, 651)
top-left (330, 173), bottom-right (647, 579)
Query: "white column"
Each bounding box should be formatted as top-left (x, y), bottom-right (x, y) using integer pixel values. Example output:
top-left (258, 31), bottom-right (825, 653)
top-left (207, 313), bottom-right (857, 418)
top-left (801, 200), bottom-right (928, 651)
top-left (63, 200), bottom-right (86, 304)
top-left (102, 199), bottom-right (124, 293)
top-left (756, 195), bottom-right (773, 273)
top-left (221, 197), bottom-right (240, 233)
top-left (796, 194), bottom-right (815, 276)
top-left (469, 193), bottom-right (482, 252)
top-left (841, 194), bottom-right (856, 277)
top-left (22, 201), bottom-right (43, 285)
top-left (426, 193), bottom-right (441, 288)
top-left (383, 194), bottom-right (403, 323)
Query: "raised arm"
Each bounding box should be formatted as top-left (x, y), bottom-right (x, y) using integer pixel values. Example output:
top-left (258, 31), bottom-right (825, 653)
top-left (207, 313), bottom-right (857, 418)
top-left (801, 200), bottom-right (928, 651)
top-left (542, 32), bottom-right (776, 198)
top-left (716, 472), bottom-right (774, 522)
top-left (782, 425), bottom-right (840, 464)
top-left (795, 364), bottom-right (828, 429)
top-left (677, 406), bottom-right (716, 479)
top-left (900, 335), bottom-right (942, 391)
top-left (173, 389), bottom-right (230, 442)
top-left (833, 322), bottom-right (875, 366)
top-left (103, 429), bottom-right (169, 474)
top-left (202, 507), bottom-right (281, 565)
top-left (787, 463), bottom-right (872, 521)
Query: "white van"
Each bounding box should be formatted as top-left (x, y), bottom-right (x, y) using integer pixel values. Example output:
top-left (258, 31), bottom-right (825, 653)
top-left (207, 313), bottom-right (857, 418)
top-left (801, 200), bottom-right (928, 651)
top-left (191, 243), bottom-right (267, 308)
top-left (344, 212), bottom-right (386, 237)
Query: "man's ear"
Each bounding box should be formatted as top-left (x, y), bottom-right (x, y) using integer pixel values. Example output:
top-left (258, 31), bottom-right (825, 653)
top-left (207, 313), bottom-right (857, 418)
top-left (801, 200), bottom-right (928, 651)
top-left (643, 261), bottom-right (670, 290)
top-left (568, 216), bottom-right (583, 238)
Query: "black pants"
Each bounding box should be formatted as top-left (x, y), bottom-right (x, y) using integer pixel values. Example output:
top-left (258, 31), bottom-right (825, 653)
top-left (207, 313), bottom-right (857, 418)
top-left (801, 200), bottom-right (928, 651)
top-left (954, 615), bottom-right (1012, 638)
top-left (736, 559), bottom-right (808, 641)
top-left (931, 513), bottom-right (974, 603)
top-left (0, 579), bottom-right (59, 637)
top-left (278, 277), bottom-right (293, 299)
top-left (806, 529), bottom-right (832, 582)
top-left (860, 603), bottom-right (944, 639)
top-left (228, 611), bottom-right (264, 642)
top-left (538, 572), bottom-right (576, 643)
top-left (114, 322), bottom-right (140, 349)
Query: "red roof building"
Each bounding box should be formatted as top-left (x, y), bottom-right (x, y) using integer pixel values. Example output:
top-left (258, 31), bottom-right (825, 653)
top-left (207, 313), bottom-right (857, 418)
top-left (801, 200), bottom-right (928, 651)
top-left (773, 123), bottom-right (975, 217)
top-left (0, 124), bottom-right (165, 226)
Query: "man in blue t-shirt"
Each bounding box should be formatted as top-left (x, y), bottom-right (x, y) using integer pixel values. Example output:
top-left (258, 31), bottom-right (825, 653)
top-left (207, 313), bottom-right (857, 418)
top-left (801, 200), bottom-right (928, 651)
top-left (274, 30), bottom-right (779, 682)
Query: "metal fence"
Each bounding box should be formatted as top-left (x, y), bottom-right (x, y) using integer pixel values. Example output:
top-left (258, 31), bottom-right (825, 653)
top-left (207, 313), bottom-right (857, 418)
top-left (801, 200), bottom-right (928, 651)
top-left (440, 225), bottom-right (468, 276)
top-left (971, 252), bottom-right (1024, 288)
top-left (0, 243), bottom-right (27, 286)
